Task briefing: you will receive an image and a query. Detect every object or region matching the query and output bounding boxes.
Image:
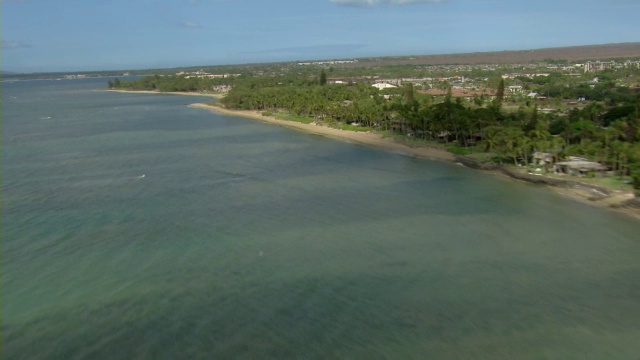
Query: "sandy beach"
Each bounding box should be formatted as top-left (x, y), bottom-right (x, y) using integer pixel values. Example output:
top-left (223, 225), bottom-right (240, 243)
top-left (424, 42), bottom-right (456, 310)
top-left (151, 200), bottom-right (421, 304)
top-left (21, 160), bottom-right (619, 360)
top-left (189, 103), bottom-right (456, 162)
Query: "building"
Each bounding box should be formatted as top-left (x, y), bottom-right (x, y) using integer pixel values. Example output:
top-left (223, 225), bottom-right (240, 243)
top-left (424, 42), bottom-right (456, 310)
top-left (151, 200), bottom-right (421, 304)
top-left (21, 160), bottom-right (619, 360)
top-left (584, 61), bottom-right (617, 73)
top-left (372, 82), bottom-right (397, 90)
top-left (533, 152), bottom-right (554, 166)
top-left (554, 157), bottom-right (608, 176)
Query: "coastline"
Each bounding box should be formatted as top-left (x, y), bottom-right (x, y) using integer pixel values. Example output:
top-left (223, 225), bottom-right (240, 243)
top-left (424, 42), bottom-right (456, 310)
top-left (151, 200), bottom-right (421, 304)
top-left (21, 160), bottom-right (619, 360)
top-left (188, 103), bottom-right (456, 162)
top-left (95, 89), bottom-right (638, 219)
top-left (191, 101), bottom-right (640, 220)
top-left (104, 89), bottom-right (223, 98)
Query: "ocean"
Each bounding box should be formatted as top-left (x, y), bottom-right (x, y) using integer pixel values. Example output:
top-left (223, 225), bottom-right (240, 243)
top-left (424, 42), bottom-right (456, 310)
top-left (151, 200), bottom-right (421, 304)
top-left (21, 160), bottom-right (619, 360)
top-left (3, 77), bottom-right (640, 359)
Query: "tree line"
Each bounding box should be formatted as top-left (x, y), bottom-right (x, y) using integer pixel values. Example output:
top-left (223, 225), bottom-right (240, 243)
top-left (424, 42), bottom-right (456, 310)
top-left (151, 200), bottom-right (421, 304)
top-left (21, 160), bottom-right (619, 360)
top-left (109, 75), bottom-right (236, 92)
top-left (219, 74), bottom-right (640, 190)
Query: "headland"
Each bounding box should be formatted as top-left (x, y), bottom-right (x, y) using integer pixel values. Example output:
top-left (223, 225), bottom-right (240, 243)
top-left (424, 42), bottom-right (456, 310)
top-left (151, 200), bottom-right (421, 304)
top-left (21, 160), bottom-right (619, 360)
top-left (104, 89), bottom-right (223, 98)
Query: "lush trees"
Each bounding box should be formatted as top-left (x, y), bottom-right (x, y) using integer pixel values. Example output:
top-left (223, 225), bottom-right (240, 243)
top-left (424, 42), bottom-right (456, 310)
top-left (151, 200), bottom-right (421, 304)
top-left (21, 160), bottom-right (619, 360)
top-left (110, 74), bottom-right (237, 93)
top-left (603, 104), bottom-right (638, 126)
top-left (495, 78), bottom-right (505, 104)
top-left (319, 69), bottom-right (327, 86)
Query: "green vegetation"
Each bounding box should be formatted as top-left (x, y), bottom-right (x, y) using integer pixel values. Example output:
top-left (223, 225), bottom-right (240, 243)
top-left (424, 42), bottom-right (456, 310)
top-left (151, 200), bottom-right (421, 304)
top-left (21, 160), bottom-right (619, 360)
top-left (338, 124), bottom-right (373, 132)
top-left (448, 147), bottom-right (472, 155)
top-left (270, 111), bottom-right (316, 124)
top-left (319, 69), bottom-right (327, 86)
top-left (109, 74), bottom-right (237, 92)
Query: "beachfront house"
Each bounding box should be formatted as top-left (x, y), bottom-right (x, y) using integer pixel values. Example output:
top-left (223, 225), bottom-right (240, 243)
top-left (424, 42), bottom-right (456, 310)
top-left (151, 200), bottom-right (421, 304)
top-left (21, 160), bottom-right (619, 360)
top-left (533, 152), bottom-right (554, 166)
top-left (554, 157), bottom-right (608, 177)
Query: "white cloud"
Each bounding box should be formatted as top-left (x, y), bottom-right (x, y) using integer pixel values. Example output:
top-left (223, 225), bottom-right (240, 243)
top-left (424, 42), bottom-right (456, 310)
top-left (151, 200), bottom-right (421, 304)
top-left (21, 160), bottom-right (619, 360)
top-left (330, 0), bottom-right (443, 7)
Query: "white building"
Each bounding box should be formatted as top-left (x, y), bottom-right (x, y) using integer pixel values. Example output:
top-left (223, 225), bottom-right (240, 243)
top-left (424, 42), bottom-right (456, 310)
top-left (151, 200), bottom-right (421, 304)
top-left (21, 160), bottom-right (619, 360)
top-left (372, 82), bottom-right (397, 90)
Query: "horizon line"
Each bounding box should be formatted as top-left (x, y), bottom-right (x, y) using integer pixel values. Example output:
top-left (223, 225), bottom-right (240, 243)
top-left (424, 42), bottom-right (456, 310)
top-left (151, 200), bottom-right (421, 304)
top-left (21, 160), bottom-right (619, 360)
top-left (4, 41), bottom-right (640, 75)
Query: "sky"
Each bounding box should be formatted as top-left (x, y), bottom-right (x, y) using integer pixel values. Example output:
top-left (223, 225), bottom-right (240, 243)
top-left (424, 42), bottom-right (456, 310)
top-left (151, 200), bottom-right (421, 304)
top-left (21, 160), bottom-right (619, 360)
top-left (2, 0), bottom-right (640, 72)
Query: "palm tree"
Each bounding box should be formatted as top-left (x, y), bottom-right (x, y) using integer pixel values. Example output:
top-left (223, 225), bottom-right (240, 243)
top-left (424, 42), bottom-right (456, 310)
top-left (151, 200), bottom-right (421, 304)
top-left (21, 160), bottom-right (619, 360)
top-left (609, 140), bottom-right (626, 174)
top-left (518, 135), bottom-right (533, 168)
top-left (503, 127), bottom-right (525, 166)
top-left (482, 126), bottom-right (502, 153)
top-left (549, 136), bottom-right (566, 164)
top-left (585, 102), bottom-right (605, 125)
top-left (528, 123), bottom-right (550, 143)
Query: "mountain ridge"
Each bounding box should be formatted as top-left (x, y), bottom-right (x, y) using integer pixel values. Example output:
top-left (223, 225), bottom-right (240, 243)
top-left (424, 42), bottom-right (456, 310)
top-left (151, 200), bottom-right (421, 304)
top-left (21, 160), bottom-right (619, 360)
top-left (353, 42), bottom-right (640, 66)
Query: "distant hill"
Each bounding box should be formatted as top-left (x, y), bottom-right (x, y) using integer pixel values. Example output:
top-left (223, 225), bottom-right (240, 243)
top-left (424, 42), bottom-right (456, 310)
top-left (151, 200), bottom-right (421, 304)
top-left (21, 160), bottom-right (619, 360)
top-left (4, 42), bottom-right (640, 77)
top-left (355, 42), bottom-right (640, 66)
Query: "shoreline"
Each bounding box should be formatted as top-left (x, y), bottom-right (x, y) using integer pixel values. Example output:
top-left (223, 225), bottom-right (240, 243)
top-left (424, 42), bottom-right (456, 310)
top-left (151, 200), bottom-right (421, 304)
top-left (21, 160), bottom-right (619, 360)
top-left (95, 89), bottom-right (638, 219)
top-left (191, 102), bottom-right (640, 220)
top-left (189, 103), bottom-right (457, 162)
top-left (104, 89), bottom-right (223, 98)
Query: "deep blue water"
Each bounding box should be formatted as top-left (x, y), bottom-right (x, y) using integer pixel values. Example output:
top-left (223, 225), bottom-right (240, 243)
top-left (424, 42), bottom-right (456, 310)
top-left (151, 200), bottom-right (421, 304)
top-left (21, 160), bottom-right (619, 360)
top-left (3, 78), bottom-right (640, 359)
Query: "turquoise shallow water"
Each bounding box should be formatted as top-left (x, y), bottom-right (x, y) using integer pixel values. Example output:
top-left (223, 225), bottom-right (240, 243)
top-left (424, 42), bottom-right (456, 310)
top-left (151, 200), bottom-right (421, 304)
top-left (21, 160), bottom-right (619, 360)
top-left (3, 78), bottom-right (640, 359)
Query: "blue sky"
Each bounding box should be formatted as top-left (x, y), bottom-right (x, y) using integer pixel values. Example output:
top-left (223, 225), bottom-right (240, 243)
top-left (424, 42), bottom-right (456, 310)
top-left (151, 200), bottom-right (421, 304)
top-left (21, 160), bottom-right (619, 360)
top-left (2, 0), bottom-right (639, 72)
